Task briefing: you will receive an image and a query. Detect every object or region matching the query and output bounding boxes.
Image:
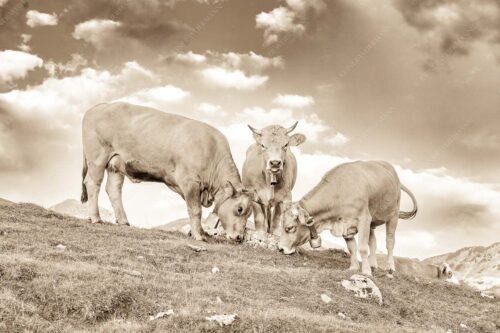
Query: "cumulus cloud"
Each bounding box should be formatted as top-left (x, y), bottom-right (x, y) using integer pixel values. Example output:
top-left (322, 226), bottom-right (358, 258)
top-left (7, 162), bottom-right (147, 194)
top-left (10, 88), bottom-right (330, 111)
top-left (72, 19), bottom-right (122, 50)
top-left (0, 50), bottom-right (43, 83)
top-left (117, 85), bottom-right (190, 107)
top-left (175, 51), bottom-right (284, 90)
top-left (256, 0), bottom-right (326, 45)
top-left (326, 132), bottom-right (350, 147)
top-left (18, 33), bottom-right (31, 52)
top-left (26, 10), bottom-right (58, 27)
top-left (44, 53), bottom-right (88, 77)
top-left (201, 67), bottom-right (269, 90)
top-left (273, 94), bottom-right (314, 108)
top-left (197, 102), bottom-right (224, 115)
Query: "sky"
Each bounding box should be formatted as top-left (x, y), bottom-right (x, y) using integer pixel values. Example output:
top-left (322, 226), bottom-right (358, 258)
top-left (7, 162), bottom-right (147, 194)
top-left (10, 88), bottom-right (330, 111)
top-left (0, 0), bottom-right (499, 259)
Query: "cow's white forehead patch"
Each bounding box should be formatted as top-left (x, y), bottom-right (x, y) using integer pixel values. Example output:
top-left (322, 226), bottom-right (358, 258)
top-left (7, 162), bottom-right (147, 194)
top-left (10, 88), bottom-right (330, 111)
top-left (291, 208), bottom-right (299, 216)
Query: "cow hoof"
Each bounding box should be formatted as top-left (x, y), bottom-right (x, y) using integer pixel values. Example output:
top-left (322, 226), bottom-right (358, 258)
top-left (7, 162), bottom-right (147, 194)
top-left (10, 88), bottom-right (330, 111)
top-left (117, 220), bottom-right (130, 226)
top-left (348, 265), bottom-right (359, 271)
top-left (192, 233), bottom-right (208, 242)
top-left (91, 219), bottom-right (104, 224)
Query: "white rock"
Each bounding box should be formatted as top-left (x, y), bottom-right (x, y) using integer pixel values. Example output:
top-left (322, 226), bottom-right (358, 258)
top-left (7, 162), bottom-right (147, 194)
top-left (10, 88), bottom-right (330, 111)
top-left (337, 312), bottom-right (346, 320)
top-left (212, 266), bottom-right (220, 274)
top-left (149, 309), bottom-right (174, 321)
top-left (55, 244), bottom-right (66, 250)
top-left (459, 323), bottom-right (468, 329)
top-left (206, 314), bottom-right (237, 326)
top-left (480, 291), bottom-right (494, 299)
top-left (137, 255), bottom-right (145, 260)
top-left (187, 244), bottom-right (207, 252)
top-left (320, 294), bottom-right (332, 304)
top-left (341, 274), bottom-right (383, 305)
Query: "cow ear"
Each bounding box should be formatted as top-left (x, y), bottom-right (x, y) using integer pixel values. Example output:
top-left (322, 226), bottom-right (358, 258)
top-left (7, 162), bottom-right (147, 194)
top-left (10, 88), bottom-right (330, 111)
top-left (248, 125), bottom-right (262, 143)
top-left (298, 210), bottom-right (314, 226)
top-left (289, 133), bottom-right (306, 146)
top-left (223, 181), bottom-right (236, 198)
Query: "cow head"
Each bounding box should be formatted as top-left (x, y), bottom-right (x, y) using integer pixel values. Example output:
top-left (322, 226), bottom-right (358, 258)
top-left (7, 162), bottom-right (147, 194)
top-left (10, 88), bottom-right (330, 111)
top-left (215, 181), bottom-right (254, 242)
top-left (278, 202), bottom-right (320, 254)
top-left (247, 122), bottom-right (306, 185)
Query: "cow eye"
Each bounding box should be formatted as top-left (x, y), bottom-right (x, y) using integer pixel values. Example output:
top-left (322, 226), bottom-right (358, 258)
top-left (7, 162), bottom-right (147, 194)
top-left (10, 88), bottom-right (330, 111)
top-left (237, 206), bottom-right (244, 215)
top-left (285, 226), bottom-right (296, 233)
top-left (282, 144), bottom-right (288, 150)
top-left (260, 144), bottom-right (266, 150)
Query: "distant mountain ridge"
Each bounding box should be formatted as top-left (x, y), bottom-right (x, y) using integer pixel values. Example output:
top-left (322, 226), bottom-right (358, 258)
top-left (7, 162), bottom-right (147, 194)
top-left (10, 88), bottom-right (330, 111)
top-left (49, 199), bottom-right (115, 223)
top-left (424, 242), bottom-right (500, 294)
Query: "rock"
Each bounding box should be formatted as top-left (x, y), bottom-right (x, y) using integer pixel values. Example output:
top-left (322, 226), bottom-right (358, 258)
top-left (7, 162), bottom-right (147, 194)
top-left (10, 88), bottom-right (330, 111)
top-left (206, 314), bottom-right (237, 326)
top-left (320, 294), bottom-right (332, 304)
top-left (187, 244), bottom-right (207, 252)
top-left (125, 270), bottom-right (143, 278)
top-left (459, 323), bottom-right (468, 330)
top-left (55, 244), bottom-right (66, 250)
top-left (337, 312), bottom-right (346, 320)
top-left (244, 230), bottom-right (279, 250)
top-left (212, 266), bottom-right (220, 274)
top-left (480, 291), bottom-right (494, 299)
top-left (137, 255), bottom-right (145, 260)
top-left (149, 309), bottom-right (174, 321)
top-left (341, 274), bottom-right (383, 305)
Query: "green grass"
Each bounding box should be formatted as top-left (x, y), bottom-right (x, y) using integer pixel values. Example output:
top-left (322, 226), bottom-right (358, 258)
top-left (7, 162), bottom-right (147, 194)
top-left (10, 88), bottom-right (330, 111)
top-left (0, 201), bottom-right (498, 333)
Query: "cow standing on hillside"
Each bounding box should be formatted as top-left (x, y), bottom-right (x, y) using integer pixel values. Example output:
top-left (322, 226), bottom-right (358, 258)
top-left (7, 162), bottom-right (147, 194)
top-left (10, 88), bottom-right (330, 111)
top-left (81, 102), bottom-right (255, 241)
top-left (242, 122), bottom-right (306, 235)
top-left (278, 160), bottom-right (418, 276)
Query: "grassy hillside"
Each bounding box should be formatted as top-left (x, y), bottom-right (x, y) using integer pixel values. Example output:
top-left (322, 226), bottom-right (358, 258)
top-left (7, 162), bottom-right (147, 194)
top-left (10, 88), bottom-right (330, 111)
top-left (0, 201), bottom-right (498, 333)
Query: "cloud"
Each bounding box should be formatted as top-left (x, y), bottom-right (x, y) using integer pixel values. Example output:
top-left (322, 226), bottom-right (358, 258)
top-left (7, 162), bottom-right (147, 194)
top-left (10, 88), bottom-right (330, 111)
top-left (72, 19), bottom-right (122, 50)
top-left (0, 61), bottom-right (157, 121)
top-left (26, 10), bottom-right (58, 27)
top-left (256, 7), bottom-right (305, 46)
top-left (256, 0), bottom-right (326, 45)
top-left (197, 102), bottom-right (224, 116)
top-left (0, 50), bottom-right (43, 83)
top-left (117, 85), bottom-right (190, 107)
top-left (393, 0), bottom-right (500, 62)
top-left (18, 33), bottom-right (31, 52)
top-left (326, 132), bottom-right (350, 147)
top-left (172, 51), bottom-right (207, 65)
top-left (201, 67), bottom-right (269, 90)
top-left (273, 94), bottom-right (314, 108)
top-left (44, 53), bottom-right (88, 77)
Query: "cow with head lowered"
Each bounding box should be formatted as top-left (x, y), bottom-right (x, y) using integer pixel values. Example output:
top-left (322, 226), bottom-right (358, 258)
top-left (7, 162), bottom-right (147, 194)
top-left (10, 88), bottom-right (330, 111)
top-left (81, 102), bottom-right (255, 242)
top-left (242, 122), bottom-right (306, 235)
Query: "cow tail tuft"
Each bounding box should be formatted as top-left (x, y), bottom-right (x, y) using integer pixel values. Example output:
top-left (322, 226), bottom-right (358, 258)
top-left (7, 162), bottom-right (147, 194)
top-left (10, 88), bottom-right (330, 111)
top-left (399, 183), bottom-right (417, 220)
top-left (81, 153), bottom-right (88, 203)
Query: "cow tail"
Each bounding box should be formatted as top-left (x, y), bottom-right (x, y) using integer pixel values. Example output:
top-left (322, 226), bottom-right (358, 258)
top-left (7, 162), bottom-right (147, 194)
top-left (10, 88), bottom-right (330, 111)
top-left (399, 183), bottom-right (417, 220)
top-left (81, 153), bottom-right (88, 203)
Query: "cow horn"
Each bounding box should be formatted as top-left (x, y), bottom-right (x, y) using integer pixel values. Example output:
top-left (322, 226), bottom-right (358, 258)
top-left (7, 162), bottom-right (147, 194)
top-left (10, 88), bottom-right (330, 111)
top-left (286, 121), bottom-right (298, 134)
top-left (247, 124), bottom-right (262, 135)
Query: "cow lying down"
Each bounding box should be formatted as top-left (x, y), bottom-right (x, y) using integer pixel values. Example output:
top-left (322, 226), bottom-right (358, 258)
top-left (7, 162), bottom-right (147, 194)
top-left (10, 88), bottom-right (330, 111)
top-left (278, 160), bottom-right (418, 277)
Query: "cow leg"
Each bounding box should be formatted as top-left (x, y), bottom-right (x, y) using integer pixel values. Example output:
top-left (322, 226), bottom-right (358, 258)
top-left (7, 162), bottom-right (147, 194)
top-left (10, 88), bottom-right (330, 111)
top-left (344, 236), bottom-right (360, 271)
top-left (369, 228), bottom-right (378, 271)
top-left (357, 215), bottom-right (373, 276)
top-left (105, 170), bottom-right (129, 226)
top-left (252, 202), bottom-right (266, 233)
top-left (386, 215), bottom-right (399, 274)
top-left (183, 182), bottom-right (206, 241)
top-left (270, 203), bottom-right (282, 236)
top-left (84, 160), bottom-right (106, 224)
